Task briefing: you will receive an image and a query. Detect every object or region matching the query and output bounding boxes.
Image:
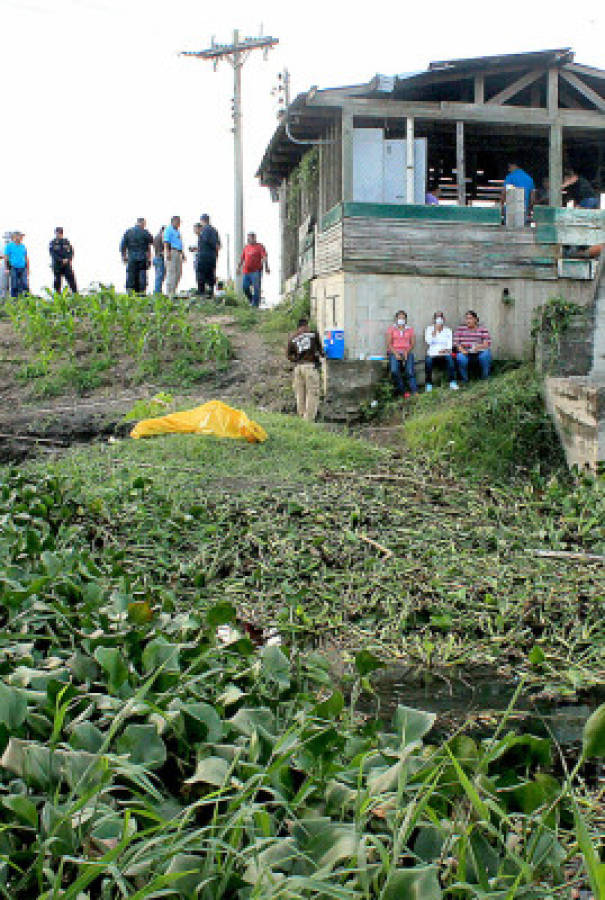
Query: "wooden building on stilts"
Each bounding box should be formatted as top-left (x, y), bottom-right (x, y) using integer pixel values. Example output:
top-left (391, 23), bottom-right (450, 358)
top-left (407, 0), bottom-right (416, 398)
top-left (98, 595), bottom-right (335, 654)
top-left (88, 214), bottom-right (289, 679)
top-left (257, 48), bottom-right (605, 366)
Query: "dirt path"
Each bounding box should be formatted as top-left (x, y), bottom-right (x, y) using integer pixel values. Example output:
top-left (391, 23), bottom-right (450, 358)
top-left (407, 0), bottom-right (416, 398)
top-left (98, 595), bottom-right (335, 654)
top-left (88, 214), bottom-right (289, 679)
top-left (0, 315), bottom-right (294, 461)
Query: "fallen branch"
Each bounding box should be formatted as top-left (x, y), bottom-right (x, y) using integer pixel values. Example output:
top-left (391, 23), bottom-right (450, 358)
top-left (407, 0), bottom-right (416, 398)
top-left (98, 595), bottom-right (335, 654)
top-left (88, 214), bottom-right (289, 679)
top-left (0, 433), bottom-right (68, 446)
top-left (526, 549), bottom-right (605, 563)
top-left (359, 534), bottom-right (394, 558)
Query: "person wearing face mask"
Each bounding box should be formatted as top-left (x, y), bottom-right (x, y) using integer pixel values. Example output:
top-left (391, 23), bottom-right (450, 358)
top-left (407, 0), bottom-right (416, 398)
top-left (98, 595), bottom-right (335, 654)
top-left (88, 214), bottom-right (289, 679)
top-left (386, 310), bottom-right (417, 397)
top-left (424, 311), bottom-right (458, 391)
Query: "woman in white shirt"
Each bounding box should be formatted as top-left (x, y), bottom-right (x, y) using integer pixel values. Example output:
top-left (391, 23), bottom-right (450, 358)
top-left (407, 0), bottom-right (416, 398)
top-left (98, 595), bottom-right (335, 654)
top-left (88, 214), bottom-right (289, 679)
top-left (424, 311), bottom-right (458, 391)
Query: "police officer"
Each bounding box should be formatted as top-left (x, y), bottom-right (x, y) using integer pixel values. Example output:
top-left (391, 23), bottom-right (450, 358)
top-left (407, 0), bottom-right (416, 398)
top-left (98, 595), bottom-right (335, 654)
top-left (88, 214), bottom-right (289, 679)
top-left (196, 213), bottom-right (221, 298)
top-left (119, 217), bottom-right (153, 294)
top-left (49, 227), bottom-right (77, 294)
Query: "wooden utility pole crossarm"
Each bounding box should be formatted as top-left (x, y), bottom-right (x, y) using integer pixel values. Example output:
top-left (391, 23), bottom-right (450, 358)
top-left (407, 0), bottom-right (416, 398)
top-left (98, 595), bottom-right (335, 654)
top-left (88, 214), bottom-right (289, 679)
top-left (181, 31), bottom-right (279, 289)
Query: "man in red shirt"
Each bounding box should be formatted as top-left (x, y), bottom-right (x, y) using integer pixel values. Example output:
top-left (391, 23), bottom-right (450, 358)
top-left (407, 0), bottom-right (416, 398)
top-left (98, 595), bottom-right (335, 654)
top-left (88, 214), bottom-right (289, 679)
top-left (386, 309), bottom-right (417, 396)
top-left (237, 232), bottom-right (269, 307)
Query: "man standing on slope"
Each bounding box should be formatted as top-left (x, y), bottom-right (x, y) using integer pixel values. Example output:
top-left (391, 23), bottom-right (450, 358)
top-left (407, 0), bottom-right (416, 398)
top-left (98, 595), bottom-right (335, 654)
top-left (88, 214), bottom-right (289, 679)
top-left (164, 216), bottom-right (185, 298)
top-left (153, 226), bottom-right (166, 294)
top-left (120, 218), bottom-right (153, 294)
top-left (196, 213), bottom-right (221, 298)
top-left (287, 316), bottom-right (323, 421)
top-left (4, 231), bottom-right (29, 298)
top-left (237, 232), bottom-right (269, 307)
top-left (49, 227), bottom-right (77, 294)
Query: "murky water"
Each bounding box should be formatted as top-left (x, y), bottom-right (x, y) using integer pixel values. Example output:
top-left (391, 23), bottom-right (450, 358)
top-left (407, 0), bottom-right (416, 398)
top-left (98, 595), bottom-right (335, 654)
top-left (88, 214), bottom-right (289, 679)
top-left (363, 664), bottom-right (605, 746)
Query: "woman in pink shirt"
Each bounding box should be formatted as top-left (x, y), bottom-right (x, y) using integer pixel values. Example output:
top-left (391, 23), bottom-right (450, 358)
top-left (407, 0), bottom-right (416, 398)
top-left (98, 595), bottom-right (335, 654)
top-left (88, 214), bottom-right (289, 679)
top-left (386, 310), bottom-right (417, 395)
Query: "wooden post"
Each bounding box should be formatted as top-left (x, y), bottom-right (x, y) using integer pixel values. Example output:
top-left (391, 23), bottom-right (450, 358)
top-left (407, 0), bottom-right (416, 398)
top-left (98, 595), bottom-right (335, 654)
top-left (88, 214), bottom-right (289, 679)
top-left (318, 142), bottom-right (325, 223)
top-left (278, 180), bottom-right (287, 294)
top-left (456, 121), bottom-right (466, 206)
top-left (474, 74), bottom-right (484, 104)
top-left (406, 116), bottom-right (415, 203)
top-left (341, 110), bottom-right (354, 203)
top-left (547, 67), bottom-right (559, 116)
top-left (549, 122), bottom-right (563, 207)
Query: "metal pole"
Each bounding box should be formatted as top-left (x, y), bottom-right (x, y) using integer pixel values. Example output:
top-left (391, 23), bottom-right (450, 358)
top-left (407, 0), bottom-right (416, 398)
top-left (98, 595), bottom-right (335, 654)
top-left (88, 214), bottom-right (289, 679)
top-left (233, 29), bottom-right (244, 292)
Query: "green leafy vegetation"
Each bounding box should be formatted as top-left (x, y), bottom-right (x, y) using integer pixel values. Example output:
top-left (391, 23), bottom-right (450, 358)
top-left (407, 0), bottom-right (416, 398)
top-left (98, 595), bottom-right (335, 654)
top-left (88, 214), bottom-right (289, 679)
top-left (27, 409), bottom-right (604, 691)
top-left (531, 296), bottom-right (588, 370)
top-left (287, 148), bottom-right (319, 227)
top-left (402, 365), bottom-right (567, 478)
top-left (0, 468), bottom-right (603, 898)
top-left (260, 284), bottom-right (311, 334)
top-left (4, 288), bottom-right (232, 396)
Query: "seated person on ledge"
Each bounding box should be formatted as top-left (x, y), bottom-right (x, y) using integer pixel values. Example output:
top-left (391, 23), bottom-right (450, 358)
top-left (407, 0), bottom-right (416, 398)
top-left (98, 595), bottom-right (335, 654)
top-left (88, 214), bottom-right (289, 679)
top-left (453, 310), bottom-right (492, 382)
top-left (386, 309), bottom-right (417, 396)
top-left (424, 311), bottom-right (458, 391)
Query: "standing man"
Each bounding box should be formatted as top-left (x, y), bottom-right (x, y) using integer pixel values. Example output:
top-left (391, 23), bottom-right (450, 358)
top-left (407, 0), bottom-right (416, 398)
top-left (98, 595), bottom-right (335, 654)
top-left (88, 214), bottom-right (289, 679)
top-left (190, 222), bottom-right (201, 292)
top-left (287, 316), bottom-right (323, 421)
top-left (5, 231), bottom-right (29, 298)
top-left (501, 161), bottom-right (535, 221)
top-left (164, 215), bottom-right (185, 298)
top-left (197, 213), bottom-right (221, 298)
top-left (49, 227), bottom-right (77, 294)
top-left (120, 218), bottom-right (153, 294)
top-left (237, 232), bottom-right (269, 307)
top-left (562, 169), bottom-right (600, 209)
top-left (386, 309), bottom-right (417, 396)
top-left (453, 310), bottom-right (492, 382)
top-left (153, 226), bottom-right (166, 294)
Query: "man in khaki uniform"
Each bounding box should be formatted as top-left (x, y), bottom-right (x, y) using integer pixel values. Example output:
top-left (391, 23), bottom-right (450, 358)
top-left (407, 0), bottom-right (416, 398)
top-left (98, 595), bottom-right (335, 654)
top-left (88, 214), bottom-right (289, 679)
top-left (287, 316), bottom-right (323, 421)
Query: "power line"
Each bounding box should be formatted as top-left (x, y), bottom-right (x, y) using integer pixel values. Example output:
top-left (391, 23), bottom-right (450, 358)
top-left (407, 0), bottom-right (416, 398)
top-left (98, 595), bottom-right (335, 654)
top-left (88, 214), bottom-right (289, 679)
top-left (181, 30), bottom-right (278, 288)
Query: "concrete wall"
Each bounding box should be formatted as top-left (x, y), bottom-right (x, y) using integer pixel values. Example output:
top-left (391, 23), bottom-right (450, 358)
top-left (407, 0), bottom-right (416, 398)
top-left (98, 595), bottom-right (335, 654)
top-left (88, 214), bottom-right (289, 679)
top-left (312, 271), bottom-right (594, 361)
top-left (543, 377), bottom-right (605, 472)
top-left (538, 254), bottom-right (605, 471)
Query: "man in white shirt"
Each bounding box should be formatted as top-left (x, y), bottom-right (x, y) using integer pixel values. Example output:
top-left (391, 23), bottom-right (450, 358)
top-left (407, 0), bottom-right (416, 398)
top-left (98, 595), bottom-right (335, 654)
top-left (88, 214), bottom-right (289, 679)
top-left (424, 311), bottom-right (458, 391)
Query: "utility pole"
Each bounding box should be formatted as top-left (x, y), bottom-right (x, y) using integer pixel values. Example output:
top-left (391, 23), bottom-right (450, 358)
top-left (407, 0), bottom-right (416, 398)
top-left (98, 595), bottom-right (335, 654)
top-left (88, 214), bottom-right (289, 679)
top-left (272, 67), bottom-right (291, 118)
top-left (181, 30), bottom-right (278, 289)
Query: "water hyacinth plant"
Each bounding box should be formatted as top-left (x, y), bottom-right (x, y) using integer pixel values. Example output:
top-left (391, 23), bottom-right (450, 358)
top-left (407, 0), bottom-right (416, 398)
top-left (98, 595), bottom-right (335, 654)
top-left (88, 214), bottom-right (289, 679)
top-left (0, 470), bottom-right (603, 898)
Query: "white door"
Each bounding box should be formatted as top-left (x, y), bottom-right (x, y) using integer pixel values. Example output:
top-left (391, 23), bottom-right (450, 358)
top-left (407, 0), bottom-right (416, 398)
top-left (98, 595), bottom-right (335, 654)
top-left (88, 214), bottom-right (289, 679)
top-left (353, 129), bottom-right (384, 202)
top-left (383, 140), bottom-right (406, 203)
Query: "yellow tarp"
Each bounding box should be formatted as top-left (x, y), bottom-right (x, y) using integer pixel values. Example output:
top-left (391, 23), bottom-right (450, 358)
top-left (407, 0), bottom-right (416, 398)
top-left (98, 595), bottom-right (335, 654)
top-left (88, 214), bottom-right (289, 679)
top-left (130, 400), bottom-right (267, 443)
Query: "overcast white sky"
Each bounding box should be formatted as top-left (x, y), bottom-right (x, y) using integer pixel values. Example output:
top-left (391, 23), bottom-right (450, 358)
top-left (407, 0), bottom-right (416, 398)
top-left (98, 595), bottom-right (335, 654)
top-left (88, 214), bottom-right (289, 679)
top-left (2, 0), bottom-right (604, 299)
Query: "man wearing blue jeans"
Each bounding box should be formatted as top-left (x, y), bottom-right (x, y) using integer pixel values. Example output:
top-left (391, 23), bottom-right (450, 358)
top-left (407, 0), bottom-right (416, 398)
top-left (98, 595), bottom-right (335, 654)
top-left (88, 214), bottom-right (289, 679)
top-left (153, 227), bottom-right (165, 294)
top-left (4, 231), bottom-right (29, 297)
top-left (237, 232), bottom-right (269, 307)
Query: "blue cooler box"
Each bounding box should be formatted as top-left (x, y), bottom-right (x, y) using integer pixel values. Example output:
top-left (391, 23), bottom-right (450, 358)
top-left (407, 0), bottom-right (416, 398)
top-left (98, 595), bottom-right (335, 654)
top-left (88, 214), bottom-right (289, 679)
top-left (324, 329), bottom-right (345, 359)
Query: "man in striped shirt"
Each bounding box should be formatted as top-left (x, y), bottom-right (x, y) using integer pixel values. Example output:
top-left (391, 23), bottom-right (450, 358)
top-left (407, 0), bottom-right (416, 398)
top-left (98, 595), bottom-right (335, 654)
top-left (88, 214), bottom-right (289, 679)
top-left (453, 310), bottom-right (492, 382)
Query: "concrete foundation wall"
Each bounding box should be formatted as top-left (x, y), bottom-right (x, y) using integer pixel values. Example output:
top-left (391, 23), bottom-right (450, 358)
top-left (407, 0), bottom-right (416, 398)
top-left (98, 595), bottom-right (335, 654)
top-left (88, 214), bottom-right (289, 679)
top-left (311, 271), bottom-right (594, 361)
top-left (543, 376), bottom-right (605, 471)
top-left (538, 253), bottom-right (605, 472)
top-left (321, 359), bottom-right (384, 420)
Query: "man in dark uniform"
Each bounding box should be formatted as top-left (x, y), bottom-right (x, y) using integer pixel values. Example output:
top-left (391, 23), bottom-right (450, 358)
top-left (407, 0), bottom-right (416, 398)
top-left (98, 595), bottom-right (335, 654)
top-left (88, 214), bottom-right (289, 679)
top-left (49, 227), bottom-right (77, 293)
top-left (119, 218), bottom-right (153, 293)
top-left (196, 213), bottom-right (221, 298)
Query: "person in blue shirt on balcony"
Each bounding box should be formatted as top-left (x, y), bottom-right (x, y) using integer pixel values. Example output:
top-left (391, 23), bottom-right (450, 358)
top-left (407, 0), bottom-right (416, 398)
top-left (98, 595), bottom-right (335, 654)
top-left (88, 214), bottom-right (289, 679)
top-left (501, 161), bottom-right (536, 221)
